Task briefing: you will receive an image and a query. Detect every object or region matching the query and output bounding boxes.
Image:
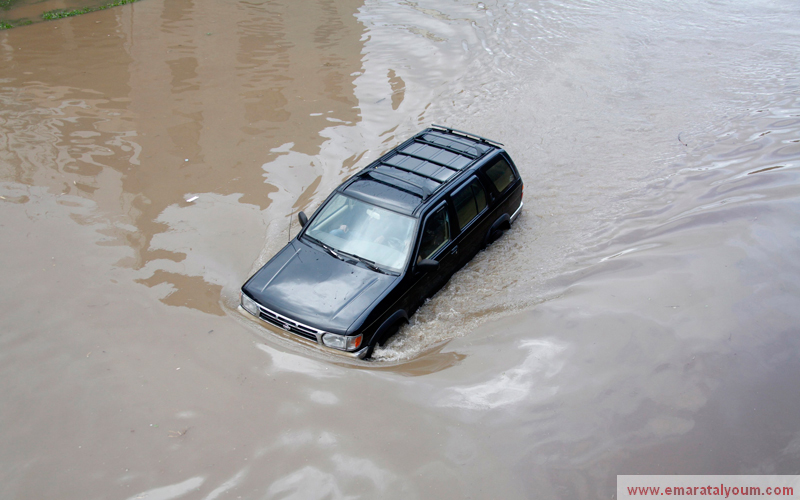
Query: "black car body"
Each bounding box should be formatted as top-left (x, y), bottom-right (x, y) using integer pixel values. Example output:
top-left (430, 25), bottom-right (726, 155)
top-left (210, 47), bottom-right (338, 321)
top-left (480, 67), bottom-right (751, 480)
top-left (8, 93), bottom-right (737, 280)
top-left (240, 126), bottom-right (523, 358)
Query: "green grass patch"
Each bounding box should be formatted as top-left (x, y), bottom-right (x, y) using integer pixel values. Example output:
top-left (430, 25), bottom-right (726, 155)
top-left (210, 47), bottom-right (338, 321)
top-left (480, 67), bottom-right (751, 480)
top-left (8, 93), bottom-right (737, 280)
top-left (0, 17), bottom-right (32, 29)
top-left (42, 0), bottom-right (141, 20)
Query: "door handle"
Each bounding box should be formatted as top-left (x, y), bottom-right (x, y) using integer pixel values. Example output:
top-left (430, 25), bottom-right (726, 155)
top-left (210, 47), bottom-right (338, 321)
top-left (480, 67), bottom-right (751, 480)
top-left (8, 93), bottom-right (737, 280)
top-left (450, 245), bottom-right (458, 255)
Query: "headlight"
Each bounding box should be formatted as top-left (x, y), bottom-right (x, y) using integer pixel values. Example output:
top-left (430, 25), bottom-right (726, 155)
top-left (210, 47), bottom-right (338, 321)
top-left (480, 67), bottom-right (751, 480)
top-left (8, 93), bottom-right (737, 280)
top-left (240, 292), bottom-right (260, 317)
top-left (322, 333), bottom-right (363, 351)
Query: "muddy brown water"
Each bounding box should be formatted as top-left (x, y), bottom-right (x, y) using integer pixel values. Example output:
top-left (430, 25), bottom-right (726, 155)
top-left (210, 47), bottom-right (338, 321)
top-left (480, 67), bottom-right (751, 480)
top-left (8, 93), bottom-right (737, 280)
top-left (1, 0), bottom-right (799, 498)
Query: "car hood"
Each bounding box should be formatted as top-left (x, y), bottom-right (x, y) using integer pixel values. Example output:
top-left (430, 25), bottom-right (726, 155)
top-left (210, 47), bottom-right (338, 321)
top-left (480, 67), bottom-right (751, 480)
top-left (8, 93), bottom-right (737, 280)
top-left (243, 239), bottom-right (397, 334)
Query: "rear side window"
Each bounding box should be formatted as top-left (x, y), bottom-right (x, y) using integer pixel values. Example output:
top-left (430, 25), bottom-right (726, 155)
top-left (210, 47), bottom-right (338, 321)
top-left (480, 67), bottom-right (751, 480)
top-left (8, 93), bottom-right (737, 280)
top-left (418, 205), bottom-right (451, 261)
top-left (483, 157), bottom-right (516, 194)
top-left (451, 178), bottom-right (488, 230)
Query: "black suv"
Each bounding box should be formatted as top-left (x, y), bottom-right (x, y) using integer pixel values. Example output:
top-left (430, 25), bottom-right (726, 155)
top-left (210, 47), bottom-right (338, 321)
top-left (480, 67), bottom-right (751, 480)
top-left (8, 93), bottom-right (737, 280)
top-left (240, 126), bottom-right (523, 358)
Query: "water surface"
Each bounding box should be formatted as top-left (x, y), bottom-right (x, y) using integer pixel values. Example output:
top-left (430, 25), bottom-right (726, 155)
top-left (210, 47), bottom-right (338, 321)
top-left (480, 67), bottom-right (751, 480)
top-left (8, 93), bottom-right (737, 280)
top-left (1, 0), bottom-right (799, 498)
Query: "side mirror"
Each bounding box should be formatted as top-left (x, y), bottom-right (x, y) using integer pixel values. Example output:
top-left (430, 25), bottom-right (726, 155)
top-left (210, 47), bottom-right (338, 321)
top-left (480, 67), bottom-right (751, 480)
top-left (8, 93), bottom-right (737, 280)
top-left (298, 211), bottom-right (308, 227)
top-left (416, 258), bottom-right (439, 272)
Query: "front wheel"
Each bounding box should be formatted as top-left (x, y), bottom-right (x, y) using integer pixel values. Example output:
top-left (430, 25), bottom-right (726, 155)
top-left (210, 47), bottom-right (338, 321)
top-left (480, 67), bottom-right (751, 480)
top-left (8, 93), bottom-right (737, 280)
top-left (365, 312), bottom-right (408, 359)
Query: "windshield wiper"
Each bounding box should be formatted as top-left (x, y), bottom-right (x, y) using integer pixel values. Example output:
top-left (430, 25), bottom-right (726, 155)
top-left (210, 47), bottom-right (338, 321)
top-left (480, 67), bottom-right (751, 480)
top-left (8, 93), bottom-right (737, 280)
top-left (304, 235), bottom-right (342, 261)
top-left (305, 236), bottom-right (393, 274)
top-left (337, 250), bottom-right (391, 275)
top-left (356, 257), bottom-right (385, 274)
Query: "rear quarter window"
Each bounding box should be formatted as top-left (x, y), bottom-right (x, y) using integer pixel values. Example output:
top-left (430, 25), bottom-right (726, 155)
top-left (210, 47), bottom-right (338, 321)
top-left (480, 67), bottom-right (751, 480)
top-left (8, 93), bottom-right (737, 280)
top-left (483, 156), bottom-right (517, 194)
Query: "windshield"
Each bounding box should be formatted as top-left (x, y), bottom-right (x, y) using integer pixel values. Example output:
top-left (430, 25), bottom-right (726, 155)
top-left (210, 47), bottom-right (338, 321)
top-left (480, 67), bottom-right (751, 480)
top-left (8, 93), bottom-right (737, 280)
top-left (303, 193), bottom-right (416, 272)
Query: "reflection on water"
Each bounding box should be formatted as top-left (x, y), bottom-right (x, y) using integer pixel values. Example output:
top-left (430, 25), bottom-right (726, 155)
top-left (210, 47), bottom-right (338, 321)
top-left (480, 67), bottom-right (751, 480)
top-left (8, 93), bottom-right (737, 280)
top-left (124, 475), bottom-right (204, 500)
top-left (442, 338), bottom-right (566, 410)
top-left (1, 0), bottom-right (366, 315)
top-left (1, 0), bottom-right (800, 498)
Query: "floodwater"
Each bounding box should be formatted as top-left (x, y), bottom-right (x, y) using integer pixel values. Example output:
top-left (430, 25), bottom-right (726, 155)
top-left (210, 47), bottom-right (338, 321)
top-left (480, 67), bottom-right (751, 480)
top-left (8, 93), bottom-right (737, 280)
top-left (1, 0), bottom-right (799, 498)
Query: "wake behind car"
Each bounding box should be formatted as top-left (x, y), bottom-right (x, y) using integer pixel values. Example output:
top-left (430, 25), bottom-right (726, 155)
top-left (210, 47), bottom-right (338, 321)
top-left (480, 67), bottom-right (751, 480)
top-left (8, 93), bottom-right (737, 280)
top-left (240, 125), bottom-right (523, 359)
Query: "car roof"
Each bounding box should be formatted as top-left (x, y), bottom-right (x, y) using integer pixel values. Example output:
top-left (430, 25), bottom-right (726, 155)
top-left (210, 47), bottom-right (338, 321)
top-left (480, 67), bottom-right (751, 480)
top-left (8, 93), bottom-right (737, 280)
top-left (341, 126), bottom-right (502, 216)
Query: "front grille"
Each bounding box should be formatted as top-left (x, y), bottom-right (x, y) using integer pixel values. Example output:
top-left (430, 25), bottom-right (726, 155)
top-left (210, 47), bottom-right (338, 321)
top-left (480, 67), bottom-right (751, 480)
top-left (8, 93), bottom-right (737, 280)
top-left (257, 306), bottom-right (321, 342)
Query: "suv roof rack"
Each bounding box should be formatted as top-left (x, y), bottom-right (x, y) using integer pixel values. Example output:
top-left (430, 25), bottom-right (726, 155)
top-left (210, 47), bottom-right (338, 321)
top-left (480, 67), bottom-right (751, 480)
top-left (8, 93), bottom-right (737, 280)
top-left (351, 126), bottom-right (499, 206)
top-left (431, 124), bottom-right (504, 147)
top-left (368, 169), bottom-right (432, 198)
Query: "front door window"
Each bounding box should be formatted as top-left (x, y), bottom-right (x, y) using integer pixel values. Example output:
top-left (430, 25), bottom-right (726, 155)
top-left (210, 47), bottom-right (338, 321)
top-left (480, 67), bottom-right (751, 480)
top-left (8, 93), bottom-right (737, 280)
top-left (418, 205), bottom-right (450, 261)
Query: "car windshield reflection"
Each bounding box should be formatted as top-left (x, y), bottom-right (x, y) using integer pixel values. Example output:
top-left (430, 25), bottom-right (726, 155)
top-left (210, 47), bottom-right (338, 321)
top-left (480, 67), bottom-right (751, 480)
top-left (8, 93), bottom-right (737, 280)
top-left (303, 194), bottom-right (416, 272)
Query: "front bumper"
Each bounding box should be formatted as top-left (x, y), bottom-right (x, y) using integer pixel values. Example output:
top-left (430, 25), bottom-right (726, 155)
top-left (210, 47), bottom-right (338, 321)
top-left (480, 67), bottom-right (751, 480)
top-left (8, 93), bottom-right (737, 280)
top-left (237, 305), bottom-right (370, 359)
